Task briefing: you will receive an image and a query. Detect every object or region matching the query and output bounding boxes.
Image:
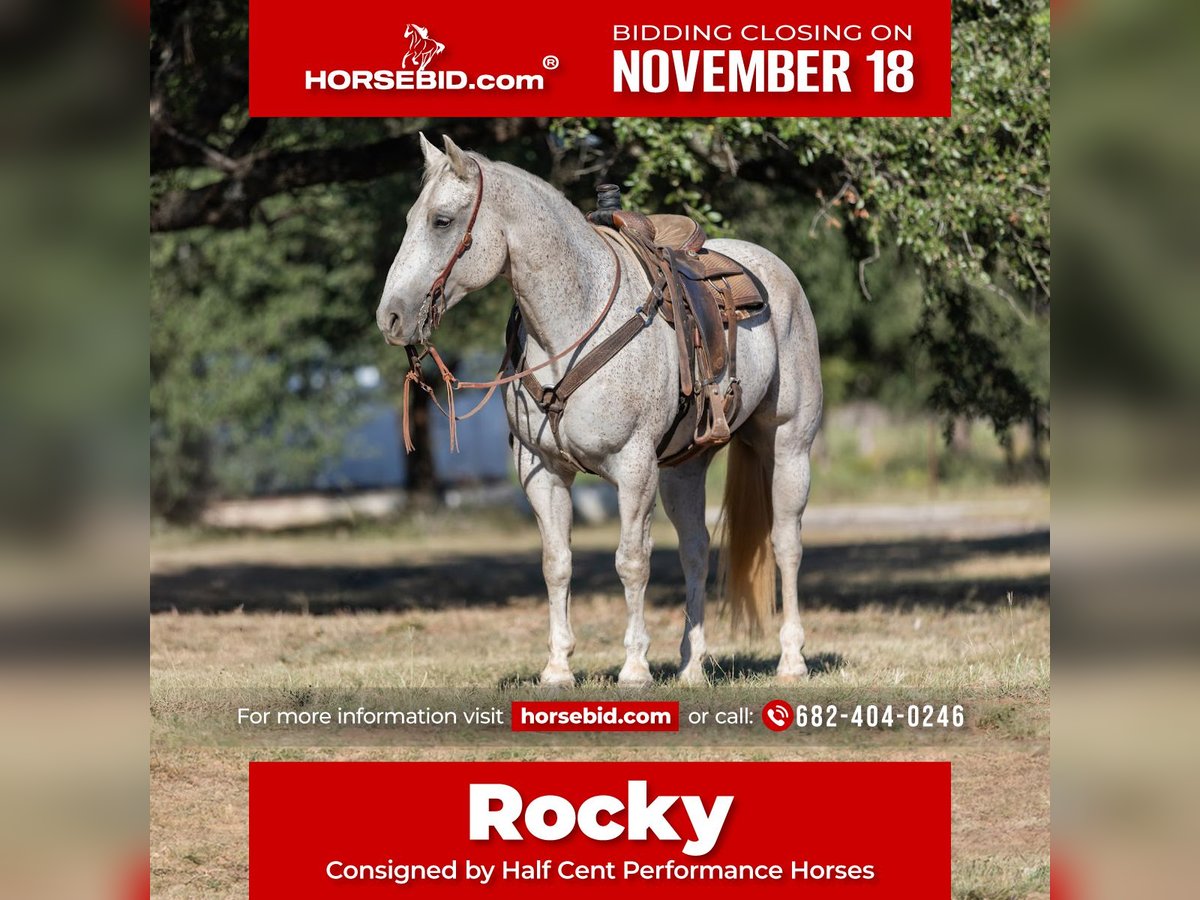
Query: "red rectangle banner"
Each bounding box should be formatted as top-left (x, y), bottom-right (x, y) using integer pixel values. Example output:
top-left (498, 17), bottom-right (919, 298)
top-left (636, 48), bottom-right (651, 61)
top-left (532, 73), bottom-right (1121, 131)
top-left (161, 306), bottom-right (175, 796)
top-left (249, 761), bottom-right (950, 898)
top-left (250, 0), bottom-right (951, 117)
top-left (511, 701), bottom-right (679, 732)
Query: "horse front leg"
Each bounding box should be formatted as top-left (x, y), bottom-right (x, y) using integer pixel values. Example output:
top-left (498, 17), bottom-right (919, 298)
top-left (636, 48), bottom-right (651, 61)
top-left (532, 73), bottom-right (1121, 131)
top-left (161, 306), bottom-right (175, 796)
top-left (513, 439), bottom-right (577, 686)
top-left (613, 448), bottom-right (659, 686)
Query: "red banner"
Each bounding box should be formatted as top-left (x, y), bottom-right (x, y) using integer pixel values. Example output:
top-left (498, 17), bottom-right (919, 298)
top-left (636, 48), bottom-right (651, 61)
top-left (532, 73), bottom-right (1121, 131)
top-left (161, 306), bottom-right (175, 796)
top-left (250, 761), bottom-right (950, 897)
top-left (511, 701), bottom-right (679, 732)
top-left (250, 0), bottom-right (951, 117)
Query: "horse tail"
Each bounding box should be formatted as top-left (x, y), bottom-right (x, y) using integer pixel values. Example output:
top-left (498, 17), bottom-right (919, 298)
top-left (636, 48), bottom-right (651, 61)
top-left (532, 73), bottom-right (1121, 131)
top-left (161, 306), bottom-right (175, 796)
top-left (717, 439), bottom-right (776, 634)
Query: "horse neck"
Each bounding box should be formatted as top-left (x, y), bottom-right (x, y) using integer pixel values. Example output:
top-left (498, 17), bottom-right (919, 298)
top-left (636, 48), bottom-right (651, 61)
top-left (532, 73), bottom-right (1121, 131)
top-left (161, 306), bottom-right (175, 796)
top-left (496, 169), bottom-right (616, 370)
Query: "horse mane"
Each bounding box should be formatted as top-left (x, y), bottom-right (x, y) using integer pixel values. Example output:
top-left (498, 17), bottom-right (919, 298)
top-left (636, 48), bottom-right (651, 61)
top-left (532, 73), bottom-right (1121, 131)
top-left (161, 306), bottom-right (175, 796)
top-left (478, 158), bottom-right (587, 224)
top-left (422, 154), bottom-right (584, 223)
top-left (407, 23), bottom-right (428, 39)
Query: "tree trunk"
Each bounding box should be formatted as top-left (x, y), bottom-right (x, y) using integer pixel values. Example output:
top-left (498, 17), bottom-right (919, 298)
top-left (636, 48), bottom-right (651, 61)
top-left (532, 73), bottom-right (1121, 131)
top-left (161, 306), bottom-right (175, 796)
top-left (951, 416), bottom-right (973, 453)
top-left (401, 387), bottom-right (437, 499)
top-left (927, 418), bottom-right (940, 497)
top-left (1028, 407), bottom-right (1049, 479)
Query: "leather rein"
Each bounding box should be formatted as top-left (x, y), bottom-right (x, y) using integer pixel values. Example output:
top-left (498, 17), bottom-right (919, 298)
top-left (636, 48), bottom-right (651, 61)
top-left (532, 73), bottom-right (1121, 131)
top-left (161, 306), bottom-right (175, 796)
top-left (402, 159), bottom-right (626, 453)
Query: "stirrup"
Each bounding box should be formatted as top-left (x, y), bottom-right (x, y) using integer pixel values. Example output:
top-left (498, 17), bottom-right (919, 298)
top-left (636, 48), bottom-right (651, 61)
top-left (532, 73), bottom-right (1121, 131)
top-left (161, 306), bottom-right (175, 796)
top-left (695, 382), bottom-right (731, 445)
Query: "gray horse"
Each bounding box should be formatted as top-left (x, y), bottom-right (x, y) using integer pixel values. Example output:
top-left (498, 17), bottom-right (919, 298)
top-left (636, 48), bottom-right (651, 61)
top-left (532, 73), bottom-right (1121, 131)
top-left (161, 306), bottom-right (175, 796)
top-left (376, 135), bottom-right (822, 685)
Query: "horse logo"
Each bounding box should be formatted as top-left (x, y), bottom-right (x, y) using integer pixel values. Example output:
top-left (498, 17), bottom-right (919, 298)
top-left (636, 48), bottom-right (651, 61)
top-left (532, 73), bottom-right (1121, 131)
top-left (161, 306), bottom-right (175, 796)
top-left (402, 23), bottom-right (446, 72)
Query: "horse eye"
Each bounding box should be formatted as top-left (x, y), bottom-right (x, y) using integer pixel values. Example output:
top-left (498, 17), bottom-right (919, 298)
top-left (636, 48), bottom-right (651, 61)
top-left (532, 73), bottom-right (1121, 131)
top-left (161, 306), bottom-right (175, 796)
top-left (433, 214), bottom-right (453, 229)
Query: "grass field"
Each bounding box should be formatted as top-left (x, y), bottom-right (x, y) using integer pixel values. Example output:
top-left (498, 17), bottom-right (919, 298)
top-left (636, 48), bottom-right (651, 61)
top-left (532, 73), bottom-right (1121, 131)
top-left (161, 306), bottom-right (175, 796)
top-left (151, 489), bottom-right (1049, 898)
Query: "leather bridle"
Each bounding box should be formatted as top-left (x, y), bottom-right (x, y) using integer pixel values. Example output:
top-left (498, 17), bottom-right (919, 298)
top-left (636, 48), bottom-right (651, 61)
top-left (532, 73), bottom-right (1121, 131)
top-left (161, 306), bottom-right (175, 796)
top-left (400, 156), bottom-right (628, 455)
top-left (401, 231), bottom-right (624, 456)
top-left (421, 158), bottom-right (486, 333)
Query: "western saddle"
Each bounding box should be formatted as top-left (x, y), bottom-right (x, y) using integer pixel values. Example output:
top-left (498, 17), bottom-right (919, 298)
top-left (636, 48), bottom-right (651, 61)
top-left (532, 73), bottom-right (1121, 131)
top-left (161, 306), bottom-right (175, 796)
top-left (508, 184), bottom-right (765, 470)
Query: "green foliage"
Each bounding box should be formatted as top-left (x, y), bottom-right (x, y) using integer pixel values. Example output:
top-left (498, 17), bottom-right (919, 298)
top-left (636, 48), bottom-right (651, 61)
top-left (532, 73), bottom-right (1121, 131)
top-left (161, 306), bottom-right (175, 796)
top-left (724, 182), bottom-right (927, 410)
top-left (150, 186), bottom-right (380, 517)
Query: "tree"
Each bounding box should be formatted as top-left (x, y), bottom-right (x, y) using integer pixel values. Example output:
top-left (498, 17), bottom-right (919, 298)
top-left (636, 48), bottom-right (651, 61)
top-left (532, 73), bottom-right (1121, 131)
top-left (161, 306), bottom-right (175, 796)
top-left (150, 185), bottom-right (378, 517)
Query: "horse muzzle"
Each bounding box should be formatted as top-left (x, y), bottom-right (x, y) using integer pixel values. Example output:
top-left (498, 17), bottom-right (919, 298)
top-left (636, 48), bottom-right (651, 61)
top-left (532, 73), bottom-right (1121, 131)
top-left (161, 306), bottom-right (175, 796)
top-left (377, 300), bottom-right (430, 347)
top-left (377, 307), bottom-right (403, 344)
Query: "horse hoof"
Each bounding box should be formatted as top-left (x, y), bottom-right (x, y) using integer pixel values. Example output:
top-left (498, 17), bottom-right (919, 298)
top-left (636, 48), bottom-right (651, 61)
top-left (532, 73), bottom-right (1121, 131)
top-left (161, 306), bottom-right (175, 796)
top-left (677, 665), bottom-right (707, 686)
top-left (540, 666), bottom-right (575, 687)
top-left (776, 661), bottom-right (808, 682)
top-left (618, 665), bottom-right (653, 687)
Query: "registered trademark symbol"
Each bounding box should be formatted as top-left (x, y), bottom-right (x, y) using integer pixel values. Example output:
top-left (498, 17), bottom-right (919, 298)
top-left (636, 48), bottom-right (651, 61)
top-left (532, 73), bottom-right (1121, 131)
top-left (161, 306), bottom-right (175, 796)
top-left (542, 55), bottom-right (559, 70)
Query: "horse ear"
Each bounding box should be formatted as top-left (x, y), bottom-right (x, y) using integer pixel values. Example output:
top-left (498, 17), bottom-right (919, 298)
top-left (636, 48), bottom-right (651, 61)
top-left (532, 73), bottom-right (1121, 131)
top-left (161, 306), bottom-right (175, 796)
top-left (441, 135), bottom-right (472, 180)
top-left (419, 132), bottom-right (444, 169)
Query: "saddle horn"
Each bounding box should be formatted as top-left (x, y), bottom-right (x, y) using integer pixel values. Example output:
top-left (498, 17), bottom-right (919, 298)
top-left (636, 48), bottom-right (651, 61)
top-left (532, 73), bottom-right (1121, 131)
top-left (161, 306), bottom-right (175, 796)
top-left (588, 183), bottom-right (624, 229)
top-left (596, 183), bottom-right (623, 211)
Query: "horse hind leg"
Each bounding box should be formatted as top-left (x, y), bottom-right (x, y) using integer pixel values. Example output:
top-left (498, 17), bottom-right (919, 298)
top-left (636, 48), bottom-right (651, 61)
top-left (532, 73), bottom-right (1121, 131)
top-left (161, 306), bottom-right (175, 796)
top-left (769, 424), bottom-right (815, 680)
top-left (659, 453), bottom-right (715, 684)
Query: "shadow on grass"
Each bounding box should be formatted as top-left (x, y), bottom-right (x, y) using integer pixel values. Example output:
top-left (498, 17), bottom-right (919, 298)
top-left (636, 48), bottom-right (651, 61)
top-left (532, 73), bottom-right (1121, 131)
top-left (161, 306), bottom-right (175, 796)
top-left (705, 651), bottom-right (846, 682)
top-left (494, 652), bottom-right (846, 689)
top-left (151, 529), bottom-right (1049, 615)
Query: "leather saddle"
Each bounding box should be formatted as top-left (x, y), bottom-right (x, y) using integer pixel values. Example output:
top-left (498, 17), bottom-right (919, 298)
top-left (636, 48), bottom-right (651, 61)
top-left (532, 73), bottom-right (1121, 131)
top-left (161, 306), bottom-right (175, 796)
top-left (588, 201), bottom-right (765, 466)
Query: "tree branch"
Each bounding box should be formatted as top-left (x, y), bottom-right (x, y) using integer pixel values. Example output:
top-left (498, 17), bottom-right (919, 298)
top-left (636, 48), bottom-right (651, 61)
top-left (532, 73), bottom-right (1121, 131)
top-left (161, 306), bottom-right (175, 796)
top-left (152, 120), bottom-right (241, 174)
top-left (808, 178), bottom-right (852, 236)
top-left (150, 137), bottom-right (419, 232)
top-left (858, 241), bottom-right (881, 301)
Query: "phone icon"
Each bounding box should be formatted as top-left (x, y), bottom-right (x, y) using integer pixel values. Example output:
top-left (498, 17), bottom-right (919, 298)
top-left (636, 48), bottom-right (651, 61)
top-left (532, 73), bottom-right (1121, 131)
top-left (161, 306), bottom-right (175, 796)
top-left (761, 700), bottom-right (794, 732)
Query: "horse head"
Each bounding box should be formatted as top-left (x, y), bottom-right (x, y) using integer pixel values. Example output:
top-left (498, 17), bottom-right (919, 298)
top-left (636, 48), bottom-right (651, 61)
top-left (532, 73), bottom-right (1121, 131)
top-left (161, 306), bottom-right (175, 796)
top-left (376, 135), bottom-right (507, 346)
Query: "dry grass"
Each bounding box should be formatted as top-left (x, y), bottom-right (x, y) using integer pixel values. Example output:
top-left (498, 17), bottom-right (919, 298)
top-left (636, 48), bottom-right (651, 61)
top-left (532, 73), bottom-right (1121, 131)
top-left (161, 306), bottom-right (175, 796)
top-left (151, 497), bottom-right (1049, 898)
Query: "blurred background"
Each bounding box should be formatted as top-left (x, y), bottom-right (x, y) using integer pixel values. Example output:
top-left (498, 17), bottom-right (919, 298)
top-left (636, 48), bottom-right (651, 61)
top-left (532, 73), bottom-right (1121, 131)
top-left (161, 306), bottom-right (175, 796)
top-left (0, 1), bottom-right (145, 899)
top-left (1054, 0), bottom-right (1200, 897)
